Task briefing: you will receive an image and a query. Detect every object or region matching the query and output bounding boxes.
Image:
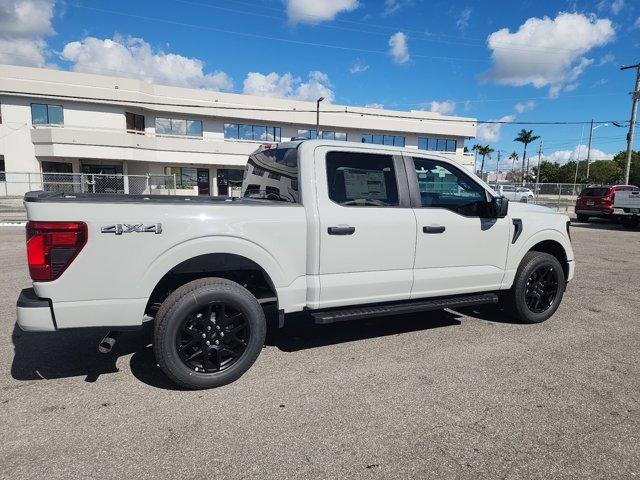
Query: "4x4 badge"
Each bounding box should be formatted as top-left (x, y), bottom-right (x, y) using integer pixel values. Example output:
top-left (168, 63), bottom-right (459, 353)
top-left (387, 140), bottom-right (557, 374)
top-left (101, 223), bottom-right (162, 235)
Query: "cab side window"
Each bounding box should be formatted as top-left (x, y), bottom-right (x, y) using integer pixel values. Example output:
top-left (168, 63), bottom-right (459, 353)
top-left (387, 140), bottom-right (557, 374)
top-left (326, 151), bottom-right (399, 207)
top-left (412, 158), bottom-right (486, 216)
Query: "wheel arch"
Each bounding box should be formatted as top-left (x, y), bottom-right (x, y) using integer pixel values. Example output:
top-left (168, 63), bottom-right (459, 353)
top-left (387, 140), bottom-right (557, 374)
top-left (142, 236), bottom-right (285, 315)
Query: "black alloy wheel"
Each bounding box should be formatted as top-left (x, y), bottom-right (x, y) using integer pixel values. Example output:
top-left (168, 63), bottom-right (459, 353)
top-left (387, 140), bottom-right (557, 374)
top-left (524, 265), bottom-right (559, 314)
top-left (176, 302), bottom-right (249, 373)
top-left (154, 277), bottom-right (267, 389)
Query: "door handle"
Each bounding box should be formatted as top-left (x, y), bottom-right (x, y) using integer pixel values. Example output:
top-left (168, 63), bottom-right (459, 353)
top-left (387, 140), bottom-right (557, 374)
top-left (423, 225), bottom-right (446, 234)
top-left (328, 226), bottom-right (356, 235)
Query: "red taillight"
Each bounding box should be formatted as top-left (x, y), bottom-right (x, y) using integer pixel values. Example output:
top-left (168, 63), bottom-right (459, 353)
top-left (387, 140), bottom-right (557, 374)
top-left (26, 221), bottom-right (87, 282)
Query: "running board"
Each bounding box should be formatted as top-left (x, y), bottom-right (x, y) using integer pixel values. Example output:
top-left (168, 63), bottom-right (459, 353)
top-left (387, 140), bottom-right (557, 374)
top-left (311, 293), bottom-right (499, 324)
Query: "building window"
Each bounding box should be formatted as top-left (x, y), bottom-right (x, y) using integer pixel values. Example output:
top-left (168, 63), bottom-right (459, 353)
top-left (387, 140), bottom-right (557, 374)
top-left (224, 124), bottom-right (281, 142)
top-left (155, 118), bottom-right (203, 137)
top-left (361, 133), bottom-right (405, 147)
top-left (169, 167), bottom-right (198, 187)
top-left (298, 129), bottom-right (347, 141)
top-left (418, 137), bottom-right (457, 152)
top-left (31, 104), bottom-right (63, 125)
top-left (125, 112), bottom-right (145, 133)
top-left (0, 156), bottom-right (5, 182)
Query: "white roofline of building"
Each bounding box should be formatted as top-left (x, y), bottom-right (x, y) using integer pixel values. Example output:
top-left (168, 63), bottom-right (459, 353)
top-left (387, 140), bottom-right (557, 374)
top-left (0, 64), bottom-right (476, 138)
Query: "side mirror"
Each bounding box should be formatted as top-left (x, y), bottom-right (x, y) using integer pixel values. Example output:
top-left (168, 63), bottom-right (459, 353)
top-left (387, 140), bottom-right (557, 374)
top-left (488, 196), bottom-right (509, 218)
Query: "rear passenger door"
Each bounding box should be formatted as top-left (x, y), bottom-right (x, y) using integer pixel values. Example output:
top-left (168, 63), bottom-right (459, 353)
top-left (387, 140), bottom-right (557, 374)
top-left (315, 146), bottom-right (416, 308)
top-left (406, 155), bottom-right (509, 298)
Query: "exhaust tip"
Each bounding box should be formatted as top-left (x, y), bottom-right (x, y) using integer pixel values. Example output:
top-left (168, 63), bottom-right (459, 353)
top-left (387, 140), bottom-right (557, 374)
top-left (98, 331), bottom-right (120, 353)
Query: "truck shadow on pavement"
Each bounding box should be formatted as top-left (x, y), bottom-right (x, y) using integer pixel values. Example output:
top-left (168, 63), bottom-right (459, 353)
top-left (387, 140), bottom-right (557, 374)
top-left (11, 306), bottom-right (517, 390)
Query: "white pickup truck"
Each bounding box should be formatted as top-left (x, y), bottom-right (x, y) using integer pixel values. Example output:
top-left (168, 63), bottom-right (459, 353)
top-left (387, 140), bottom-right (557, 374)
top-left (17, 140), bottom-right (574, 389)
top-left (613, 189), bottom-right (640, 228)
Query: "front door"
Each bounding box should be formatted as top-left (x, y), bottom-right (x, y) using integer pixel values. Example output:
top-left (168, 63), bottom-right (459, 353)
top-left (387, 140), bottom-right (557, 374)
top-left (197, 168), bottom-right (210, 196)
top-left (406, 155), bottom-right (509, 298)
top-left (316, 147), bottom-right (416, 308)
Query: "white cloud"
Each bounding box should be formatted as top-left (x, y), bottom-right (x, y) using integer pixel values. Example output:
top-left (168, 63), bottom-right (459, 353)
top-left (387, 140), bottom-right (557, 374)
top-left (242, 71), bottom-right (334, 102)
top-left (285, 0), bottom-right (358, 24)
top-left (456, 7), bottom-right (472, 30)
top-left (598, 53), bottom-right (615, 65)
top-left (60, 36), bottom-right (233, 91)
top-left (364, 103), bottom-right (384, 109)
top-left (349, 59), bottom-right (369, 74)
top-left (633, 16), bottom-right (640, 29)
top-left (383, 0), bottom-right (411, 16)
top-left (544, 144), bottom-right (613, 164)
top-left (0, 0), bottom-right (55, 67)
top-left (611, 0), bottom-right (624, 14)
top-left (514, 100), bottom-right (536, 113)
top-left (476, 115), bottom-right (515, 142)
top-left (429, 100), bottom-right (456, 115)
top-left (483, 13), bottom-right (615, 97)
top-left (388, 32), bottom-right (410, 64)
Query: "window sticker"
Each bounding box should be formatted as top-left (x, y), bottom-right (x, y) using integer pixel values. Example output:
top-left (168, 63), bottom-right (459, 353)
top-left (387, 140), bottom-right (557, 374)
top-left (343, 169), bottom-right (388, 200)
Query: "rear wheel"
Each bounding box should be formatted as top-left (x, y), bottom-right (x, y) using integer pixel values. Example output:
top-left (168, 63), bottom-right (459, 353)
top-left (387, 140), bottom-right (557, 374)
top-left (154, 278), bottom-right (266, 389)
top-left (576, 214), bottom-right (590, 223)
top-left (502, 252), bottom-right (565, 323)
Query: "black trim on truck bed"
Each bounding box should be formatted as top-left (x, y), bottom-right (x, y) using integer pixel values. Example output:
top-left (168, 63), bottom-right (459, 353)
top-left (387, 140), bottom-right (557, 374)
top-left (23, 191), bottom-right (299, 206)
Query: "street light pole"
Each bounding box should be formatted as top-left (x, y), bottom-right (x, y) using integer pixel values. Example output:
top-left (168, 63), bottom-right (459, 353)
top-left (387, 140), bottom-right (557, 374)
top-left (316, 97), bottom-right (325, 139)
top-left (621, 63), bottom-right (640, 185)
top-left (585, 119), bottom-right (594, 181)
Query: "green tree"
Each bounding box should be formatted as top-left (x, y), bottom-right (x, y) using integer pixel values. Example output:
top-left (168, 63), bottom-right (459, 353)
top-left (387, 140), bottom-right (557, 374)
top-left (612, 150), bottom-right (640, 186)
top-left (589, 160), bottom-right (623, 184)
top-left (514, 129), bottom-right (541, 185)
top-left (536, 161), bottom-right (560, 183)
top-left (477, 145), bottom-right (494, 176)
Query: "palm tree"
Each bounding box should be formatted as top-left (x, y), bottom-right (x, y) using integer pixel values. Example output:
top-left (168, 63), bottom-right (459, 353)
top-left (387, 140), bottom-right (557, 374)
top-left (477, 144), bottom-right (494, 177)
top-left (514, 129), bottom-right (540, 185)
top-left (471, 144), bottom-right (481, 174)
top-left (508, 151), bottom-right (519, 181)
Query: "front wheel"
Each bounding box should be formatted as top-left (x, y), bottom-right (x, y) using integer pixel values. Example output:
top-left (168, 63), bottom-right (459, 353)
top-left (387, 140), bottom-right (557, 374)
top-left (154, 278), bottom-right (266, 389)
top-left (501, 251), bottom-right (565, 323)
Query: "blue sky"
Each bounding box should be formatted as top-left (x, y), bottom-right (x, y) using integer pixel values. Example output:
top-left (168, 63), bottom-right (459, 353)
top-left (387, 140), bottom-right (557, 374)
top-left (1, 0), bottom-right (639, 170)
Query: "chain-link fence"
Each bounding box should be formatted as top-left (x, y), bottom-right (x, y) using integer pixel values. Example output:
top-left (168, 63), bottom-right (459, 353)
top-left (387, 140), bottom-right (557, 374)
top-left (491, 182), bottom-right (587, 213)
top-left (0, 171), bottom-right (179, 197)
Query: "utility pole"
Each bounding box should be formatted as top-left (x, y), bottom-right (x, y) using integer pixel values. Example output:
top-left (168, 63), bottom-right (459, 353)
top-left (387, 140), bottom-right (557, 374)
top-left (535, 140), bottom-right (543, 200)
top-left (585, 119), bottom-right (594, 181)
top-left (495, 150), bottom-right (501, 188)
top-left (621, 63), bottom-right (640, 185)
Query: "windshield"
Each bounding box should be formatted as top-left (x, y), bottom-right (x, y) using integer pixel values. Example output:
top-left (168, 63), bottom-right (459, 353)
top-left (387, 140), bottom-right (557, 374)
top-left (241, 147), bottom-right (299, 202)
top-left (580, 187), bottom-right (610, 197)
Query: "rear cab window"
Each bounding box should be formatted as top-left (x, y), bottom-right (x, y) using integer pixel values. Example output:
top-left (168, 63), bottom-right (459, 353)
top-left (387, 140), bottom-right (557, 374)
top-left (242, 147), bottom-right (299, 202)
top-left (580, 187), bottom-right (610, 197)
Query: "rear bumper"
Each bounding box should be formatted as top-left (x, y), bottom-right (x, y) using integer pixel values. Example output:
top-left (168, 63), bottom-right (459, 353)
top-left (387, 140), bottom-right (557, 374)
top-left (575, 209), bottom-right (612, 216)
top-left (16, 288), bottom-right (56, 332)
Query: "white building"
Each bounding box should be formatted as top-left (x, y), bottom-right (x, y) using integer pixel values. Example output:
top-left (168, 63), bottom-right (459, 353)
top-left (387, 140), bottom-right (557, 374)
top-left (0, 64), bottom-right (476, 196)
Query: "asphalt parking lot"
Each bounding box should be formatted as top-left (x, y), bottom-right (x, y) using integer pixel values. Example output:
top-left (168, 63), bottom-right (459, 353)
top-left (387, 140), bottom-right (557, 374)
top-left (1, 221), bottom-right (639, 479)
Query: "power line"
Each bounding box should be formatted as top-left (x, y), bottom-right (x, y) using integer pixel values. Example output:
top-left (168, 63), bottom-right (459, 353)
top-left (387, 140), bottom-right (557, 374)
top-left (69, 4), bottom-right (488, 63)
top-left (171, 0), bottom-right (596, 57)
top-left (0, 88), bottom-right (628, 126)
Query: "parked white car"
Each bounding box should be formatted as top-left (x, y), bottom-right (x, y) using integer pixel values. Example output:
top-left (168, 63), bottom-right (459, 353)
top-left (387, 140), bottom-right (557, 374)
top-left (496, 185), bottom-right (535, 203)
top-left (17, 140), bottom-right (574, 389)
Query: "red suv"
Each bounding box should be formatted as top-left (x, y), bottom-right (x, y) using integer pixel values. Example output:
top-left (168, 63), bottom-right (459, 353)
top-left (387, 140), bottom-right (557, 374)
top-left (575, 185), bottom-right (639, 222)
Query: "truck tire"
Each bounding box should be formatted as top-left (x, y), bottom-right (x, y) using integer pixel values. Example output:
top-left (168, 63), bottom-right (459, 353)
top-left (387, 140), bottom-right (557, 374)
top-left (153, 277), bottom-right (266, 389)
top-left (501, 251), bottom-right (565, 324)
top-left (576, 214), bottom-right (589, 223)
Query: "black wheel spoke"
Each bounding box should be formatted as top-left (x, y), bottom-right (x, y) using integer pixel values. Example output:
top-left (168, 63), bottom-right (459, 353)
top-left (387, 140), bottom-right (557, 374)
top-left (524, 264), bottom-right (560, 314)
top-left (176, 301), bottom-right (249, 374)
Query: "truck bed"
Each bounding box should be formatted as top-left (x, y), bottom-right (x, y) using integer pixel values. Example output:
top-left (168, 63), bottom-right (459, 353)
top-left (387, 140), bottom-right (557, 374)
top-left (24, 191), bottom-right (286, 205)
